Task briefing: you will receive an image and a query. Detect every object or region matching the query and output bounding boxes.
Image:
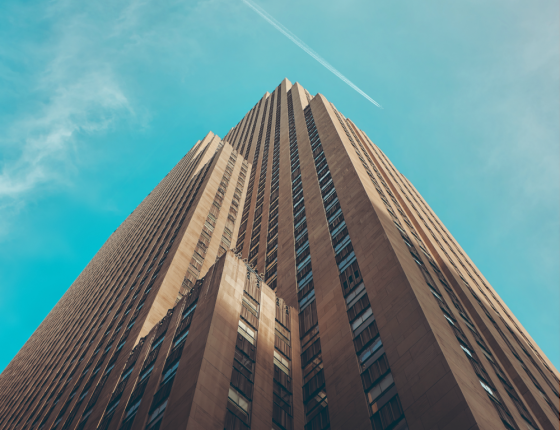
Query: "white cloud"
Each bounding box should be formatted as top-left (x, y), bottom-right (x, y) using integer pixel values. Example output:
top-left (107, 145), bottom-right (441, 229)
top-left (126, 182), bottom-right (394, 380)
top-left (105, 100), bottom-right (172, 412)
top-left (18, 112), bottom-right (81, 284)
top-left (0, 0), bottom-right (144, 205)
top-left (0, 71), bottom-right (132, 197)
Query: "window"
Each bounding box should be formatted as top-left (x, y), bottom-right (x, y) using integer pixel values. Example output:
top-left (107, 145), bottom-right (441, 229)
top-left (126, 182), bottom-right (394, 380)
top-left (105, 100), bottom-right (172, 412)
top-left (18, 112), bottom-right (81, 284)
top-left (299, 289), bottom-right (315, 311)
top-left (297, 269), bottom-right (313, 290)
top-left (173, 330), bottom-right (189, 348)
top-left (81, 407), bottom-right (93, 421)
top-left (359, 338), bottom-right (382, 365)
top-left (345, 282), bottom-right (365, 309)
top-left (161, 360), bottom-right (180, 385)
top-left (121, 366), bottom-right (134, 381)
top-left (140, 364), bottom-right (154, 381)
top-left (146, 400), bottom-right (168, 428)
top-left (330, 219), bottom-right (347, 238)
top-left (430, 288), bottom-right (443, 302)
top-left (152, 335), bottom-right (165, 350)
top-left (334, 234), bottom-right (351, 254)
top-left (275, 323), bottom-right (290, 345)
top-left (367, 373), bottom-right (394, 406)
top-left (460, 345), bottom-right (473, 358)
top-left (352, 307), bottom-right (373, 332)
top-left (480, 380), bottom-right (501, 404)
top-left (106, 399), bottom-right (120, 415)
top-left (479, 346), bottom-right (495, 363)
top-left (242, 296), bottom-right (258, 317)
top-left (79, 390), bottom-right (88, 401)
top-left (296, 254), bottom-right (311, 271)
top-left (123, 398), bottom-right (141, 421)
top-left (274, 351), bottom-right (290, 376)
top-left (479, 380), bottom-right (493, 395)
top-left (338, 250), bottom-right (356, 273)
top-left (238, 320), bottom-right (256, 345)
top-left (444, 315), bottom-right (456, 326)
top-left (295, 240), bottom-right (309, 257)
top-left (460, 314), bottom-right (476, 332)
top-left (228, 387), bottom-right (250, 417)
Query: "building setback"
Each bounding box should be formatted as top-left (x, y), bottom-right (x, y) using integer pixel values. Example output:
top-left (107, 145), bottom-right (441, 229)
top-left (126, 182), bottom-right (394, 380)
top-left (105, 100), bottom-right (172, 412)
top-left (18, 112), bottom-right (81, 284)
top-left (0, 79), bottom-right (558, 430)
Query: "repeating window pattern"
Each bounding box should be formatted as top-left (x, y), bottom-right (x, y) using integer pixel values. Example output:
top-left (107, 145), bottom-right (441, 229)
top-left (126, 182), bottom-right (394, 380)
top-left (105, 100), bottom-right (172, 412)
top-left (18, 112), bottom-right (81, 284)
top-left (95, 305), bottom-right (172, 430)
top-left (272, 298), bottom-right (294, 430)
top-left (139, 284), bottom-right (201, 430)
top-left (29, 145), bottom-right (209, 429)
top-left (235, 106), bottom-right (256, 153)
top-left (333, 105), bottom-right (533, 429)
top-left (90, 282), bottom-right (200, 430)
top-left (224, 268), bottom-right (262, 430)
top-left (38, 151), bottom-right (215, 430)
top-left (74, 340), bottom-right (144, 430)
top-left (181, 149), bottom-right (239, 295)
top-left (339, 122), bottom-right (552, 428)
top-left (304, 105), bottom-right (408, 430)
top-left (227, 108), bottom-right (250, 150)
top-left (217, 160), bottom-right (249, 260)
top-left (62, 298), bottom-right (139, 430)
top-left (360, 134), bottom-right (560, 419)
top-left (94, 327), bottom-right (158, 430)
top-left (264, 90), bottom-right (282, 290)
top-left (241, 100), bottom-right (263, 159)
top-left (287, 90), bottom-right (330, 430)
top-left (247, 92), bottom-right (276, 268)
top-left (236, 97), bottom-right (270, 253)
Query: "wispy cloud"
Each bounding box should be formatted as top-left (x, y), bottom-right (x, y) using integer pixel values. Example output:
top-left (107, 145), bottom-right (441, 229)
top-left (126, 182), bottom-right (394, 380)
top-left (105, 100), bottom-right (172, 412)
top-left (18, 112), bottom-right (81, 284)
top-left (0, 72), bottom-right (131, 197)
top-left (0, 1), bottom-right (139, 201)
top-left (242, 0), bottom-right (383, 108)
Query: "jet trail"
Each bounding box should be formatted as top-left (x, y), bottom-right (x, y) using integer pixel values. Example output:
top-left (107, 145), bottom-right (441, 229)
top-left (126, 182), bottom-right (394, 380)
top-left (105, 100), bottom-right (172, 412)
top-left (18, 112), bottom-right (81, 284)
top-left (242, 0), bottom-right (382, 109)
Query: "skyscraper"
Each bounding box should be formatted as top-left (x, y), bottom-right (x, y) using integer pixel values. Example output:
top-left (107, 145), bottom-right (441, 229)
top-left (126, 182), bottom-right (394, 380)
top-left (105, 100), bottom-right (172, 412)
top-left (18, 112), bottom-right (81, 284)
top-left (0, 79), bottom-right (558, 430)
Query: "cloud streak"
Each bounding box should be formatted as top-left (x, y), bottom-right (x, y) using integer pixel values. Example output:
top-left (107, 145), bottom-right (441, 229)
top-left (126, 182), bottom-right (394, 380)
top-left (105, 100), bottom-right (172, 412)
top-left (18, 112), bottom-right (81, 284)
top-left (0, 0), bottom-right (142, 204)
top-left (0, 72), bottom-right (131, 197)
top-left (242, 0), bottom-right (382, 109)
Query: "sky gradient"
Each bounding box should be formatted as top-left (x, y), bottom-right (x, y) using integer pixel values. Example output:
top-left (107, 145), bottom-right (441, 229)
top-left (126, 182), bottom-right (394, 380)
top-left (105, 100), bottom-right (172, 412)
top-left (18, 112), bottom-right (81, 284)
top-left (0, 0), bottom-right (558, 372)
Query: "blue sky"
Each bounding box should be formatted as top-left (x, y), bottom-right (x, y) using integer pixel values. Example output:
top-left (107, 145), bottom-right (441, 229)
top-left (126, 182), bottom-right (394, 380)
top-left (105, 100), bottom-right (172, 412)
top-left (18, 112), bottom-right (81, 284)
top-left (0, 0), bottom-right (558, 372)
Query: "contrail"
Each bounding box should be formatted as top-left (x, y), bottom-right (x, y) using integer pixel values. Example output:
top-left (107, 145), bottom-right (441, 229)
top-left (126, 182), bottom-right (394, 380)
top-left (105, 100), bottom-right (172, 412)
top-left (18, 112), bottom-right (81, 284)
top-left (242, 0), bottom-right (382, 109)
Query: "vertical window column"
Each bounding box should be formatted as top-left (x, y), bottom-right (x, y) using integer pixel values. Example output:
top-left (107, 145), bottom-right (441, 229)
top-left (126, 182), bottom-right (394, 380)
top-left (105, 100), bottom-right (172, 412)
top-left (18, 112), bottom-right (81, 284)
top-left (247, 92), bottom-right (276, 268)
top-left (241, 100), bottom-right (262, 158)
top-left (333, 106), bottom-right (522, 430)
top-left (236, 98), bottom-right (270, 253)
top-left (140, 285), bottom-right (201, 430)
top-left (181, 150), bottom-right (239, 296)
top-left (369, 139), bottom-right (560, 407)
top-left (265, 91), bottom-right (282, 290)
top-left (362, 129), bottom-right (543, 428)
top-left (287, 90), bottom-right (330, 430)
top-left (224, 269), bottom-right (262, 430)
top-left (304, 105), bottom-right (408, 430)
top-left (272, 298), bottom-right (293, 430)
top-left (217, 160), bottom-right (249, 260)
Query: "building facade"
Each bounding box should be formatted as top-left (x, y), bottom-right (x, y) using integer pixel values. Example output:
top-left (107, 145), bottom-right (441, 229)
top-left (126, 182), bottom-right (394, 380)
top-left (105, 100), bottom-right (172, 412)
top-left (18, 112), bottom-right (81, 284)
top-left (0, 79), bottom-right (558, 430)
